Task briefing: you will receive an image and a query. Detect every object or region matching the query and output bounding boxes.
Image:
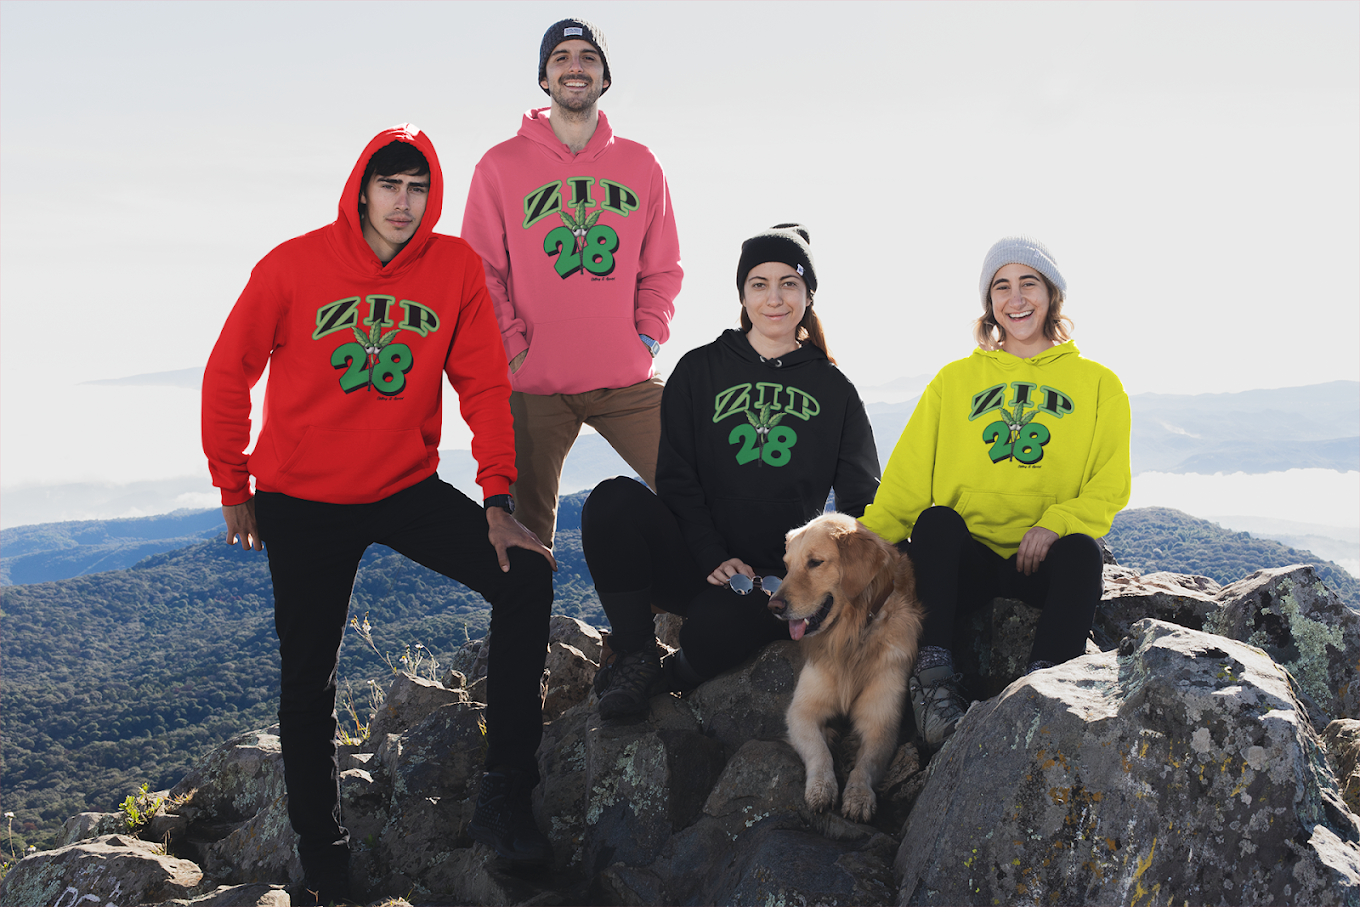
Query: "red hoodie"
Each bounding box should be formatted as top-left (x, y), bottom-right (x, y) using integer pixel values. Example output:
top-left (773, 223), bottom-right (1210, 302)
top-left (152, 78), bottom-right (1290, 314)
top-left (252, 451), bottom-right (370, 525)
top-left (202, 125), bottom-right (515, 506)
top-left (461, 109), bottom-right (682, 395)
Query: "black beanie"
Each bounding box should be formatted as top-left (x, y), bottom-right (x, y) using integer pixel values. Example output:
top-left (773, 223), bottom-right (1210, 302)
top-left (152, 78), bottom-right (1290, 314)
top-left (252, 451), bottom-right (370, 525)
top-left (736, 223), bottom-right (817, 295)
top-left (539, 18), bottom-right (611, 95)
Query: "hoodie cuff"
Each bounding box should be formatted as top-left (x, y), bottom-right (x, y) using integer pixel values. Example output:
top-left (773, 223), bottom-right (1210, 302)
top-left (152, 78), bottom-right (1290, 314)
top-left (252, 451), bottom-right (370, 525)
top-left (220, 486), bottom-right (253, 507)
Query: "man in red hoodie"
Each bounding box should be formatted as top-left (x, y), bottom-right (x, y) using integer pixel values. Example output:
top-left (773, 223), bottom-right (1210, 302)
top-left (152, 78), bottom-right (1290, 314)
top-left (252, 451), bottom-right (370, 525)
top-left (202, 126), bottom-right (559, 900)
top-left (462, 17), bottom-right (683, 548)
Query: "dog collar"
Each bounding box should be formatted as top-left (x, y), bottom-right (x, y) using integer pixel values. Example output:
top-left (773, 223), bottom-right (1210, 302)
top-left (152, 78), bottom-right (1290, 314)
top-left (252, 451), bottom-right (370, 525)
top-left (866, 581), bottom-right (893, 622)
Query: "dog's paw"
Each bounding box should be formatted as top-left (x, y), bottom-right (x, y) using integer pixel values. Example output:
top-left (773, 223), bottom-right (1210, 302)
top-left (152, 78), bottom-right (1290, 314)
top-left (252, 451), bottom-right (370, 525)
top-left (841, 782), bottom-right (877, 822)
top-left (804, 775), bottom-right (839, 813)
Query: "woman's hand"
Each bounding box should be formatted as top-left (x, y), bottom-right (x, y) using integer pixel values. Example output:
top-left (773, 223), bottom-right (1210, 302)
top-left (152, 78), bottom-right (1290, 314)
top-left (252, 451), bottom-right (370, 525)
top-left (708, 557), bottom-right (755, 586)
top-left (1016, 526), bottom-right (1059, 575)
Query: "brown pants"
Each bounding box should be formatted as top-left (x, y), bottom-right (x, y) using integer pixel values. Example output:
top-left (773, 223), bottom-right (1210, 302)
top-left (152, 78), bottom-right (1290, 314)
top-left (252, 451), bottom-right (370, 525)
top-left (510, 376), bottom-right (664, 547)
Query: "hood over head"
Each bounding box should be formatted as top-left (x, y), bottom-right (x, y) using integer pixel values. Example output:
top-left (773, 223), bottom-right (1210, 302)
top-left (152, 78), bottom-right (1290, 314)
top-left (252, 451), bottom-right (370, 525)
top-left (336, 124), bottom-right (443, 273)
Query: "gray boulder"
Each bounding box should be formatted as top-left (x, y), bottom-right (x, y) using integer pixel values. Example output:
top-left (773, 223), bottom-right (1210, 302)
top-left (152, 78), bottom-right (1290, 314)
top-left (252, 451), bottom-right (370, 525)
top-left (367, 672), bottom-right (468, 741)
top-left (0, 834), bottom-right (205, 907)
top-left (1326, 719), bottom-right (1360, 818)
top-left (163, 726), bottom-right (299, 888)
top-left (896, 619), bottom-right (1360, 906)
top-left (581, 694), bottom-right (726, 878)
top-left (1097, 564), bottom-right (1223, 645)
top-left (600, 739), bottom-right (898, 906)
top-left (1206, 565), bottom-right (1360, 722)
top-left (686, 640), bottom-right (803, 753)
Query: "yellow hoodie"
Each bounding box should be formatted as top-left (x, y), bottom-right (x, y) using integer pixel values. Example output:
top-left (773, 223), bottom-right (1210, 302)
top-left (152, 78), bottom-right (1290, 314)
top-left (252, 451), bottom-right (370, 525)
top-left (861, 341), bottom-right (1131, 558)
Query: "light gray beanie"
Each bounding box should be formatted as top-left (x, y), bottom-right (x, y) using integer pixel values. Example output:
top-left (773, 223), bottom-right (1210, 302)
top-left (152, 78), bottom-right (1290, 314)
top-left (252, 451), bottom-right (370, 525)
top-left (979, 236), bottom-right (1066, 305)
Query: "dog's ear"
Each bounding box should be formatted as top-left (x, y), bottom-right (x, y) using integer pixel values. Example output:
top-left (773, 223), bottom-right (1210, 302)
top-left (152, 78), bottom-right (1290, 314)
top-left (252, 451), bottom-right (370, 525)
top-left (835, 522), bottom-right (891, 600)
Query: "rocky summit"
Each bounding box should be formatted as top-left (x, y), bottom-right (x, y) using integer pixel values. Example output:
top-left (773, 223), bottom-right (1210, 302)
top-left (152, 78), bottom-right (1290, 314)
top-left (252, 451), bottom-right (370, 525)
top-left (3, 565), bottom-right (1359, 906)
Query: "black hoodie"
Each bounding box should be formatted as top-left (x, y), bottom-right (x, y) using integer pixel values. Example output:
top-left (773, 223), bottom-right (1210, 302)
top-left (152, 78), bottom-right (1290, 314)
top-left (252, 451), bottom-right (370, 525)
top-left (656, 329), bottom-right (880, 575)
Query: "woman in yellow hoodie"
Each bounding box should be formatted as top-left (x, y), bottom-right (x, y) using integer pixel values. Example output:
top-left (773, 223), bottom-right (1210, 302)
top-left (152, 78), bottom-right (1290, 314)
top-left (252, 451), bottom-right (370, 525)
top-left (859, 236), bottom-right (1131, 753)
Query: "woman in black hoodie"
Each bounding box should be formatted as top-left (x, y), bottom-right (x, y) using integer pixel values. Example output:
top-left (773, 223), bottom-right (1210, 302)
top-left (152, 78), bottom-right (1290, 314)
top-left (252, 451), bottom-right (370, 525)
top-left (582, 224), bottom-right (881, 719)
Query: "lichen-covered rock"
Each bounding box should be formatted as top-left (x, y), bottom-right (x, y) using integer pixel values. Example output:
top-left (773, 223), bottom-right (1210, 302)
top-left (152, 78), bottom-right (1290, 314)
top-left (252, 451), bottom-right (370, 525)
top-left (156, 882), bottom-right (290, 905)
top-left (895, 619), bottom-right (1360, 906)
top-left (550, 614), bottom-right (604, 663)
top-left (159, 727), bottom-right (298, 886)
top-left (952, 598), bottom-right (1101, 702)
top-left (1097, 564), bottom-right (1222, 647)
top-left (537, 704), bottom-right (592, 870)
top-left (1325, 719), bottom-right (1360, 818)
top-left (544, 640), bottom-right (596, 720)
top-left (686, 641), bottom-right (802, 753)
top-left (169, 727), bottom-right (287, 827)
top-left (373, 700), bottom-right (487, 898)
top-left (1207, 565), bottom-right (1360, 722)
top-left (195, 794), bottom-right (296, 888)
top-left (367, 672), bottom-right (468, 742)
top-left (0, 834), bottom-right (206, 907)
top-left (582, 694), bottom-right (725, 877)
top-left (58, 812), bottom-right (124, 846)
top-left (602, 740), bottom-right (896, 905)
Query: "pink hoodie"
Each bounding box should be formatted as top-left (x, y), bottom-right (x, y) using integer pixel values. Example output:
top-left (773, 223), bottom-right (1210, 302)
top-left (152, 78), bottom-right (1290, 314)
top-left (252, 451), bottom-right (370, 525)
top-left (461, 108), bottom-right (682, 395)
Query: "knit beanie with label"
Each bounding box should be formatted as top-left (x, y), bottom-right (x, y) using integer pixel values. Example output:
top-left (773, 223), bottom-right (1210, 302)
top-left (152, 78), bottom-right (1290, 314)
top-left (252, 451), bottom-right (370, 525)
top-left (539, 18), bottom-right (611, 95)
top-left (737, 223), bottom-right (817, 295)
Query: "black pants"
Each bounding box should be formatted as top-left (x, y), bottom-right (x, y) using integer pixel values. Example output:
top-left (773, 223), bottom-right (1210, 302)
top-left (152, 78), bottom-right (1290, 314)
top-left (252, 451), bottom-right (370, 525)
top-left (905, 505), bottom-right (1102, 665)
top-left (580, 476), bottom-right (787, 679)
top-left (254, 475), bottom-right (553, 864)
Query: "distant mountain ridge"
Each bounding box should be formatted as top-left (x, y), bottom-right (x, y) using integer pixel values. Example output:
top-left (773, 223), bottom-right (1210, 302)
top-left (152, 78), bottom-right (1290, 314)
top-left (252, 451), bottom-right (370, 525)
top-left (2, 381), bottom-right (1353, 530)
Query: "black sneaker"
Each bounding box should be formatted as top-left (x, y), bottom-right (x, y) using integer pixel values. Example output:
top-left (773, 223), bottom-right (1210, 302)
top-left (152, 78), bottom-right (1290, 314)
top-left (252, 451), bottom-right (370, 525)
top-left (596, 647), bottom-right (662, 719)
top-left (468, 769), bottom-right (553, 864)
top-left (909, 665), bottom-right (969, 753)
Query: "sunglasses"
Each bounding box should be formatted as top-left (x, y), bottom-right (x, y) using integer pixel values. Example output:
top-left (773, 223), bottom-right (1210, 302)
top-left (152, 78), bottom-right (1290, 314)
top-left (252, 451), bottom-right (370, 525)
top-left (728, 574), bottom-right (783, 596)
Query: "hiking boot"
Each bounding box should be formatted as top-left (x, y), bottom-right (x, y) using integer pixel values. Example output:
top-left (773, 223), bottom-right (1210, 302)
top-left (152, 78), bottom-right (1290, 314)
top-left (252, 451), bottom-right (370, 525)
top-left (468, 769), bottom-right (553, 864)
top-left (595, 647), bottom-right (662, 719)
top-left (910, 665), bottom-right (969, 753)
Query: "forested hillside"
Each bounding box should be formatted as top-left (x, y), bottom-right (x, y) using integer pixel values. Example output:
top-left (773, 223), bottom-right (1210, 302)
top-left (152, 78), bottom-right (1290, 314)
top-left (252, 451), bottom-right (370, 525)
top-left (1107, 506), bottom-right (1359, 606)
top-left (3, 498), bottom-right (1354, 854)
top-left (0, 493), bottom-right (600, 853)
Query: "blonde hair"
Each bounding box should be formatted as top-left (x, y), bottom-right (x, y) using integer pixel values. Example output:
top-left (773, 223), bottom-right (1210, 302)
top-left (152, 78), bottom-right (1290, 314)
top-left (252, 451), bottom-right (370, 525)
top-left (973, 272), bottom-right (1073, 350)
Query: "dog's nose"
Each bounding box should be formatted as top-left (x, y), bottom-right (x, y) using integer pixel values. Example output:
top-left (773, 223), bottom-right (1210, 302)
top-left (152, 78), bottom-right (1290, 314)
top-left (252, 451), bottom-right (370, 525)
top-left (767, 596), bottom-right (786, 617)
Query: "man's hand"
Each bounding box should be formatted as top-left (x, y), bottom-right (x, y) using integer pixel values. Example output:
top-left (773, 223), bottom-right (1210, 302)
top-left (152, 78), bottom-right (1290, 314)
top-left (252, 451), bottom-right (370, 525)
top-left (509, 350), bottom-right (528, 374)
top-left (707, 557), bottom-right (755, 586)
top-left (486, 506), bottom-right (557, 572)
top-left (1016, 526), bottom-right (1059, 576)
top-left (223, 499), bottom-right (262, 552)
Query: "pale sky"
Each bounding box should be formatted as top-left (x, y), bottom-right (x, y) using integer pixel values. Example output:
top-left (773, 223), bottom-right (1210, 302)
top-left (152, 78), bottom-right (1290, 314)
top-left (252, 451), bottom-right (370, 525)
top-left (2, 1), bottom-right (1357, 497)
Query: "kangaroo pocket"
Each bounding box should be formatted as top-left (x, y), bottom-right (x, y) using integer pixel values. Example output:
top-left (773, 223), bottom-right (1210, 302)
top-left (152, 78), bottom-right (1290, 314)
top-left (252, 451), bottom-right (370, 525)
top-left (259, 426), bottom-right (431, 502)
top-left (710, 496), bottom-right (807, 572)
top-left (513, 316), bottom-right (653, 395)
top-left (956, 491), bottom-right (1057, 551)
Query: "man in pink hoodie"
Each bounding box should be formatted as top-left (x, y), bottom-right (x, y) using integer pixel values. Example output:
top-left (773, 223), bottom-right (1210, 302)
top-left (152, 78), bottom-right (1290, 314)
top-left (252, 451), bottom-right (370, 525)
top-left (462, 17), bottom-right (683, 547)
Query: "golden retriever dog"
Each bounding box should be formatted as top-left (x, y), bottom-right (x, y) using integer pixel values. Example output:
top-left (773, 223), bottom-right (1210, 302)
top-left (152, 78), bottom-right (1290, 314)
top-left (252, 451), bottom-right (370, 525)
top-left (768, 512), bottom-right (923, 822)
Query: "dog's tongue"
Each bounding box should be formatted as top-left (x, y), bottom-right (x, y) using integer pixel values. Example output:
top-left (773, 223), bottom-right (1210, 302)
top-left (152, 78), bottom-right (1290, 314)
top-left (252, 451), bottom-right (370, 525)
top-left (789, 619), bottom-right (808, 641)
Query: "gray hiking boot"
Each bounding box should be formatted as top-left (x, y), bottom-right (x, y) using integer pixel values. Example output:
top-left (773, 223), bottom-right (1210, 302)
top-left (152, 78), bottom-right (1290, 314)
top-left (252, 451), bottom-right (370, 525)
top-left (910, 664), bottom-right (969, 753)
top-left (596, 647), bottom-right (662, 719)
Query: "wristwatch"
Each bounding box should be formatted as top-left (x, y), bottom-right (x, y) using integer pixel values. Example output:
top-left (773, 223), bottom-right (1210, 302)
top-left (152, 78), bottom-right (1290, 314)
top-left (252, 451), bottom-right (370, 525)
top-left (639, 333), bottom-right (661, 358)
top-left (484, 494), bottom-right (515, 514)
